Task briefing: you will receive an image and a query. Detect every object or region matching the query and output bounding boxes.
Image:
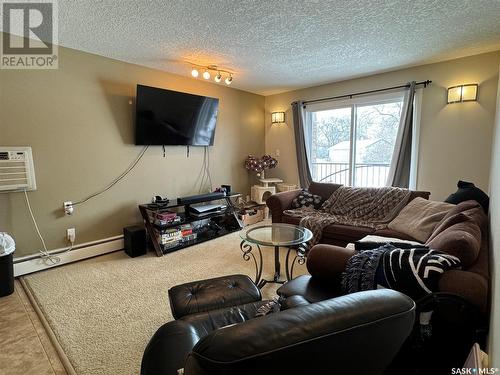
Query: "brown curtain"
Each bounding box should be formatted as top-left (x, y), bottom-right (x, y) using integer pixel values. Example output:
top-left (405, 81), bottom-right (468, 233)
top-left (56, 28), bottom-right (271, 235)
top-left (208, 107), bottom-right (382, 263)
top-left (291, 101), bottom-right (312, 188)
top-left (386, 81), bottom-right (416, 188)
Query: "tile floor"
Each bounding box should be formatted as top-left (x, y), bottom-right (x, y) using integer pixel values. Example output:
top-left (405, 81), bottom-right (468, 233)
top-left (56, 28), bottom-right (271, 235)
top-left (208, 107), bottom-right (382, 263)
top-left (0, 280), bottom-right (67, 375)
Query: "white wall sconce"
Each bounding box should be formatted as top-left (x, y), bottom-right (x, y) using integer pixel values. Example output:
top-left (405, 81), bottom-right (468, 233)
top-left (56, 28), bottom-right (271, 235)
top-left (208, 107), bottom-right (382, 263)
top-left (447, 84), bottom-right (478, 104)
top-left (271, 112), bottom-right (285, 124)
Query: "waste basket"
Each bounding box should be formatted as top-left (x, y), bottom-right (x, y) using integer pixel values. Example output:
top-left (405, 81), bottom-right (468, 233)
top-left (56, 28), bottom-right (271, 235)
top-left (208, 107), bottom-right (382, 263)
top-left (0, 233), bottom-right (15, 297)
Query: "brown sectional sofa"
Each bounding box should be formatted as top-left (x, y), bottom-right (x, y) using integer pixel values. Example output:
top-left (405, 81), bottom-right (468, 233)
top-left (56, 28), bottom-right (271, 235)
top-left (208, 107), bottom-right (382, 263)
top-left (268, 183), bottom-right (490, 313)
top-left (266, 182), bottom-right (431, 247)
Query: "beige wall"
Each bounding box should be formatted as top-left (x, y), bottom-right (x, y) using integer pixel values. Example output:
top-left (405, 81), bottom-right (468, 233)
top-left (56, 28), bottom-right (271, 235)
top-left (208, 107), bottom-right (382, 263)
top-left (2, 43), bottom-right (499, 259)
top-left (488, 65), bottom-right (500, 367)
top-left (0, 45), bottom-right (265, 257)
top-left (265, 51), bottom-right (500, 200)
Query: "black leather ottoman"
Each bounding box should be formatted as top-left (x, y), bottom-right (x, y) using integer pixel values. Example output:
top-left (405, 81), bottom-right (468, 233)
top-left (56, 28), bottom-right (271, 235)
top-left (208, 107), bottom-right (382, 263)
top-left (142, 274), bottom-right (267, 375)
top-left (168, 274), bottom-right (262, 319)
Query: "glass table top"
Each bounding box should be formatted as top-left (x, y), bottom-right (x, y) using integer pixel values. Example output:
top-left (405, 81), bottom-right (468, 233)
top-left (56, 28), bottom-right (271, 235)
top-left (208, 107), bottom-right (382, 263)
top-left (240, 223), bottom-right (313, 247)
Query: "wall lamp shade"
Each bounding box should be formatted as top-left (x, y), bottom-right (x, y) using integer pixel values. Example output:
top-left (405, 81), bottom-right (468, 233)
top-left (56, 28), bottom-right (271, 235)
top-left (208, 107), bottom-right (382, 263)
top-left (447, 84), bottom-right (478, 104)
top-left (271, 112), bottom-right (285, 124)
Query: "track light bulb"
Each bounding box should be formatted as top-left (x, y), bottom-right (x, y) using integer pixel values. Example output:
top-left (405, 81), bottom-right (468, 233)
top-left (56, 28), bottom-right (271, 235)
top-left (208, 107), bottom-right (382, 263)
top-left (225, 74), bottom-right (233, 85)
top-left (203, 70), bottom-right (210, 80)
top-left (214, 72), bottom-right (222, 83)
top-left (191, 68), bottom-right (199, 78)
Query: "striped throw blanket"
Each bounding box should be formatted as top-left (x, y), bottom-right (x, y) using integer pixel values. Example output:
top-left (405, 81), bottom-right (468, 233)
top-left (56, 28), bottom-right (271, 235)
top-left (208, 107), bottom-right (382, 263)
top-left (341, 244), bottom-right (461, 300)
top-left (284, 186), bottom-right (411, 246)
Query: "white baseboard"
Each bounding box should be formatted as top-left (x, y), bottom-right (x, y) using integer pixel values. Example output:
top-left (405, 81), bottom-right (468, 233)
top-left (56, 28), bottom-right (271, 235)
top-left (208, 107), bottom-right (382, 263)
top-left (14, 236), bottom-right (124, 277)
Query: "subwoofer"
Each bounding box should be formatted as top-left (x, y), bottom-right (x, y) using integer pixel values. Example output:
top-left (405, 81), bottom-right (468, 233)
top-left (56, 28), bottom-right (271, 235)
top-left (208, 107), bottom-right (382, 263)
top-left (124, 225), bottom-right (147, 258)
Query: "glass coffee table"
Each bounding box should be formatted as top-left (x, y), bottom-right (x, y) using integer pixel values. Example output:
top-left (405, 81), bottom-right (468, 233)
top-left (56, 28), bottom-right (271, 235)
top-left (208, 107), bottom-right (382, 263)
top-left (239, 223), bottom-right (313, 288)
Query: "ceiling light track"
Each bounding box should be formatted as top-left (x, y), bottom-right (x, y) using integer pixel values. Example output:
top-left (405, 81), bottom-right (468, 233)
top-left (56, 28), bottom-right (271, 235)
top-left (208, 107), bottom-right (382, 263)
top-left (190, 64), bottom-right (234, 85)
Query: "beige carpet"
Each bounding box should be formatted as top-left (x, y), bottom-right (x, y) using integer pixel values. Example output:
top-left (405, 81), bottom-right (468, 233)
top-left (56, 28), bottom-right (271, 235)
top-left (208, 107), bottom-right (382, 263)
top-left (21, 229), bottom-right (308, 375)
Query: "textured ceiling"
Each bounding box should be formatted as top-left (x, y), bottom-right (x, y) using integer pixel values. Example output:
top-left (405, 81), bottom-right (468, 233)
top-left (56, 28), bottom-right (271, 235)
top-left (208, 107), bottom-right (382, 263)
top-left (26, 1), bottom-right (500, 94)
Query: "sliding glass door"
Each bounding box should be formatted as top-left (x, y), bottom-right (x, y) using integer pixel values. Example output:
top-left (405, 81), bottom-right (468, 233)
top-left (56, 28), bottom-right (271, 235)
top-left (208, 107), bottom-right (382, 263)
top-left (306, 92), bottom-right (406, 187)
top-left (309, 107), bottom-right (352, 185)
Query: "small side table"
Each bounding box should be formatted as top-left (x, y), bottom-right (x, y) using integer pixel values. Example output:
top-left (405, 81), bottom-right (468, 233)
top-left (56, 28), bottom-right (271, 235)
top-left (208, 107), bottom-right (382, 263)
top-left (239, 223), bottom-right (312, 288)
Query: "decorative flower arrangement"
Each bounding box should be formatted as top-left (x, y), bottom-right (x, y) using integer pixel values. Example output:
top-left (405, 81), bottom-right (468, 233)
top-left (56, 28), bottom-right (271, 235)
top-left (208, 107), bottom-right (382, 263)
top-left (244, 154), bottom-right (278, 178)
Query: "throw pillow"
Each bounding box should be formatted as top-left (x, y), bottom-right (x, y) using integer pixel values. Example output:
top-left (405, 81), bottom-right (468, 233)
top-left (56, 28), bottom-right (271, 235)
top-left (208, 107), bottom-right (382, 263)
top-left (445, 180), bottom-right (489, 213)
top-left (291, 190), bottom-right (324, 209)
top-left (426, 212), bottom-right (469, 243)
top-left (425, 220), bottom-right (481, 268)
top-left (387, 197), bottom-right (454, 243)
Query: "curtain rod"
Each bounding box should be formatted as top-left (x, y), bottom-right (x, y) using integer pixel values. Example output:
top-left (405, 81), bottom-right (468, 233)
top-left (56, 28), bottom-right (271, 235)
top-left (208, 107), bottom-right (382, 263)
top-left (301, 80), bottom-right (432, 105)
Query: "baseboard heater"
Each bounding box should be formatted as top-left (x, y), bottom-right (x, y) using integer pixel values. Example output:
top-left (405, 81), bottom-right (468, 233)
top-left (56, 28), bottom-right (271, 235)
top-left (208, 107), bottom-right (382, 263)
top-left (14, 235), bottom-right (124, 277)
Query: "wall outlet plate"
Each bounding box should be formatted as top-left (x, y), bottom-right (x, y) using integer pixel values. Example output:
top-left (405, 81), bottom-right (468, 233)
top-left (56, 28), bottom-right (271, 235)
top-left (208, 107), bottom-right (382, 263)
top-left (64, 201), bottom-right (74, 215)
top-left (66, 228), bottom-right (76, 243)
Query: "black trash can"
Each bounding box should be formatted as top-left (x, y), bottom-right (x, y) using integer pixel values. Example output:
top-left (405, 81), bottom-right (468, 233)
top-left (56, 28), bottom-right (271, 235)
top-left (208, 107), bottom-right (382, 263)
top-left (0, 233), bottom-right (15, 297)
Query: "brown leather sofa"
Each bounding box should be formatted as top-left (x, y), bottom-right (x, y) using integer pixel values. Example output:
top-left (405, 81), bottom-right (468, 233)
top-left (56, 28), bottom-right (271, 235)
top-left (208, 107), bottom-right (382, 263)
top-left (142, 275), bottom-right (416, 375)
top-left (278, 200), bottom-right (490, 313)
top-left (266, 182), bottom-right (431, 247)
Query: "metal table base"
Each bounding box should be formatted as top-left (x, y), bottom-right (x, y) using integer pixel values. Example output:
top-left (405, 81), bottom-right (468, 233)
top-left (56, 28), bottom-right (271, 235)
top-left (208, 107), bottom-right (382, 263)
top-left (239, 240), bottom-right (307, 288)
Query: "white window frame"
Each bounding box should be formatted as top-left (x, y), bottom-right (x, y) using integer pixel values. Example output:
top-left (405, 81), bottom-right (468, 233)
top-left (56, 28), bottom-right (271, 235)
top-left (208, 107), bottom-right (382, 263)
top-left (305, 90), bottom-right (420, 188)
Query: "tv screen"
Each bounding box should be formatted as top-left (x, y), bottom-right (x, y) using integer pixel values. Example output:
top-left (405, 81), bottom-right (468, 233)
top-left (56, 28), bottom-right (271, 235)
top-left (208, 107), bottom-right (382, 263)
top-left (135, 85), bottom-right (219, 146)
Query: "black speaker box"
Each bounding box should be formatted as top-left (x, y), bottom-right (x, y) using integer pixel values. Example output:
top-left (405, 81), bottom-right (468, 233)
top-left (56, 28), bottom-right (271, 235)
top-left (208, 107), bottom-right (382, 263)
top-left (124, 225), bottom-right (147, 258)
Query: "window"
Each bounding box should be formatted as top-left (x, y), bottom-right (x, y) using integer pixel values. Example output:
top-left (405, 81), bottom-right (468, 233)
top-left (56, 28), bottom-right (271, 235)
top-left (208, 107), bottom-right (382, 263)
top-left (305, 91), bottom-right (416, 188)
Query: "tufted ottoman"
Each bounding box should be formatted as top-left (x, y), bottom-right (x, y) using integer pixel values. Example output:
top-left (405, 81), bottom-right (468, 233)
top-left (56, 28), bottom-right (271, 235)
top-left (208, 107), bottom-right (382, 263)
top-left (168, 274), bottom-right (262, 319)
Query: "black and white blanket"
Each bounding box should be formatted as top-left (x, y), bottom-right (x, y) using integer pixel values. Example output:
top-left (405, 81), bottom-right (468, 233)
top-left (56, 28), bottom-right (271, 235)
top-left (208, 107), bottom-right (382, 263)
top-left (341, 244), bottom-right (461, 300)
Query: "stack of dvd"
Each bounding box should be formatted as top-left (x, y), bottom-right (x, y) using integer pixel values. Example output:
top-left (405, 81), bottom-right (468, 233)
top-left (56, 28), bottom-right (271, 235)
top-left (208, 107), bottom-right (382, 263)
top-left (180, 224), bottom-right (197, 242)
top-left (158, 228), bottom-right (182, 248)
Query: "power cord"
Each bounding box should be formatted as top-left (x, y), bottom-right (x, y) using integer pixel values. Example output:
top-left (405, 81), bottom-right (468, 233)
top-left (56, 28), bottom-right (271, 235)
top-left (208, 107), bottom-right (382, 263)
top-left (72, 145), bottom-right (149, 206)
top-left (194, 146), bottom-right (213, 194)
top-left (23, 189), bottom-right (60, 265)
top-left (206, 146), bottom-right (213, 190)
top-left (23, 146), bottom-right (149, 262)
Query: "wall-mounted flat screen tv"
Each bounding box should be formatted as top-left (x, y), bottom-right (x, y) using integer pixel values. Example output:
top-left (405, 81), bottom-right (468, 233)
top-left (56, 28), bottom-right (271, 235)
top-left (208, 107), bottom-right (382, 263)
top-left (135, 85), bottom-right (219, 146)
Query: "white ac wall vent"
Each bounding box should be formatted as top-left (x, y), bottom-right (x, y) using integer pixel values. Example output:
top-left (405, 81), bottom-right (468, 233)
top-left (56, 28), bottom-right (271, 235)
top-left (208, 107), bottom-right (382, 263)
top-left (0, 147), bottom-right (37, 192)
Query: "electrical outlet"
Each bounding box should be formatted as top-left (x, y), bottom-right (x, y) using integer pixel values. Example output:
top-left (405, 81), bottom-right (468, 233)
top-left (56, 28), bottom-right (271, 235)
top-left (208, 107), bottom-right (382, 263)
top-left (67, 228), bottom-right (76, 243)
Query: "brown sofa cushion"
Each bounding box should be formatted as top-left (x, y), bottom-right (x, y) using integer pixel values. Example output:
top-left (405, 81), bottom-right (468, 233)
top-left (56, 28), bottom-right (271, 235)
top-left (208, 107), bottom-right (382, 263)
top-left (409, 190), bottom-right (431, 201)
top-left (307, 182), bottom-right (342, 200)
top-left (438, 269), bottom-right (488, 312)
top-left (426, 212), bottom-right (468, 243)
top-left (426, 221), bottom-right (481, 268)
top-left (426, 200), bottom-right (483, 243)
top-left (306, 244), bottom-right (357, 283)
top-left (387, 198), bottom-right (454, 243)
top-left (442, 200), bottom-right (481, 219)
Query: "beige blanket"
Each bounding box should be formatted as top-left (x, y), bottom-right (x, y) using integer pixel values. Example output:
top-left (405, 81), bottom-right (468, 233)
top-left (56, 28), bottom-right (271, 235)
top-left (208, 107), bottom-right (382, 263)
top-left (284, 186), bottom-right (411, 246)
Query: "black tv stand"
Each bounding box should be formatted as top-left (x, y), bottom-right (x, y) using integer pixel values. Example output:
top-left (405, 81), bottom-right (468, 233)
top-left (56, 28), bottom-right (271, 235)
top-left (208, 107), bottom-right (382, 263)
top-left (138, 193), bottom-right (242, 256)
